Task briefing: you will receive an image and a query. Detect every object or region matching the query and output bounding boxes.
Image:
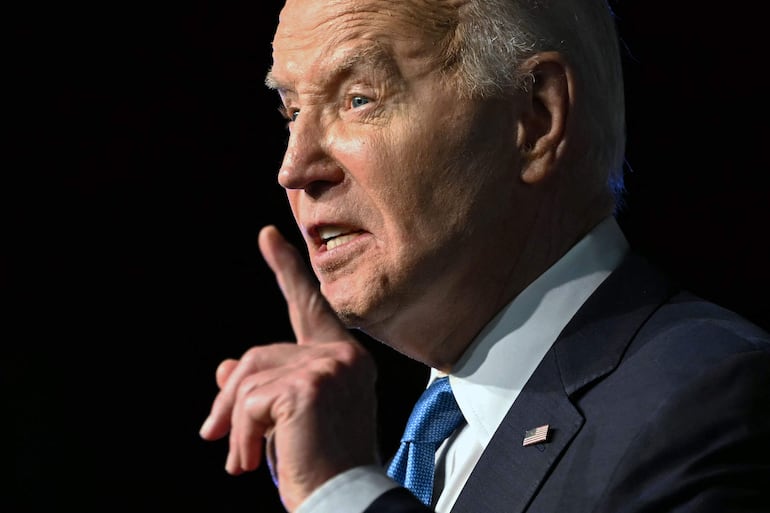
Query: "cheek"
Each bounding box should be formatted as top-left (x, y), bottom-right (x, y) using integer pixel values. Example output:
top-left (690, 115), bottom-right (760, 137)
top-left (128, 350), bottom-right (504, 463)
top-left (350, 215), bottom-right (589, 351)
top-left (331, 130), bottom-right (369, 157)
top-left (393, 127), bottom-right (476, 212)
top-left (340, 114), bottom-right (502, 240)
top-left (342, 131), bottom-right (417, 211)
top-left (365, 137), bottom-right (427, 219)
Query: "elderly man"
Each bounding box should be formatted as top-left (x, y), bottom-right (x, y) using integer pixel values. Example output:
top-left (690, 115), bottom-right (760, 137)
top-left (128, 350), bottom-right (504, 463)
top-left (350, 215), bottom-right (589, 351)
top-left (200, 1), bottom-right (770, 512)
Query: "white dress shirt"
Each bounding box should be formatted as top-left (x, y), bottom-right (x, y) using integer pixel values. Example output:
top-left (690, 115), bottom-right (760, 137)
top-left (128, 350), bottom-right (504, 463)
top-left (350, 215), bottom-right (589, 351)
top-left (297, 216), bottom-right (629, 513)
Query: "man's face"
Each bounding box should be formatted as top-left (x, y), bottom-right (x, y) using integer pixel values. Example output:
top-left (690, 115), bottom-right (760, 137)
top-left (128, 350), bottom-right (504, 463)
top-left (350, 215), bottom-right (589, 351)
top-left (268, 0), bottom-right (524, 341)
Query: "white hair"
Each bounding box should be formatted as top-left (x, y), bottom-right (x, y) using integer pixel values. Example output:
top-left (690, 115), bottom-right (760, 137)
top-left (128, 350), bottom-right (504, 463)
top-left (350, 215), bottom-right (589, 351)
top-left (440, 0), bottom-right (627, 204)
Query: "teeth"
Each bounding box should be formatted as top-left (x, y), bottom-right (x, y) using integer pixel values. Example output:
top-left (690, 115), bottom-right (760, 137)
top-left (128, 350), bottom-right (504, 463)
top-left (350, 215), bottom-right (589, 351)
top-left (315, 225), bottom-right (361, 250)
top-left (318, 226), bottom-right (347, 240)
top-left (326, 233), bottom-right (358, 250)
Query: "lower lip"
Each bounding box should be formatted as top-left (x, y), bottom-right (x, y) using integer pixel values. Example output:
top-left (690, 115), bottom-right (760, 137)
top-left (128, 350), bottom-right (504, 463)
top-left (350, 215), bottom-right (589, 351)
top-left (315, 231), bottom-right (370, 268)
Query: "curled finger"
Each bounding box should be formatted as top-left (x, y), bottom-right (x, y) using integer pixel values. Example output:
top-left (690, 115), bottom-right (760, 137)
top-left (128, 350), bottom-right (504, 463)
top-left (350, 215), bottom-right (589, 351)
top-left (227, 368), bottom-right (284, 474)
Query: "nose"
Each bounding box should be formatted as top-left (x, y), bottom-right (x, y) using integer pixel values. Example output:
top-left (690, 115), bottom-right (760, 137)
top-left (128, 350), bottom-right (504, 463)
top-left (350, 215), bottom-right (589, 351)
top-left (278, 114), bottom-right (344, 191)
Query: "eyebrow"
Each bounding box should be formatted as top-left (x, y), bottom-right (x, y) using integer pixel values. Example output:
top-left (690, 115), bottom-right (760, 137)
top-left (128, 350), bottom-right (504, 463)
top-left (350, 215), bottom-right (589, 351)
top-left (264, 43), bottom-right (402, 92)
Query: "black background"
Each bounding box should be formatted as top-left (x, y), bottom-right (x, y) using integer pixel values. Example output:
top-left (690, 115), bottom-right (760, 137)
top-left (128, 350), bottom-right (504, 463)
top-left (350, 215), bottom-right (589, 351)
top-left (7, 2), bottom-right (769, 512)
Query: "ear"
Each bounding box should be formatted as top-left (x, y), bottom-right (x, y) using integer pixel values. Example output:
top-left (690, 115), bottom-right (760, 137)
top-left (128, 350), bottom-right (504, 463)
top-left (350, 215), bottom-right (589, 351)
top-left (516, 51), bottom-right (572, 185)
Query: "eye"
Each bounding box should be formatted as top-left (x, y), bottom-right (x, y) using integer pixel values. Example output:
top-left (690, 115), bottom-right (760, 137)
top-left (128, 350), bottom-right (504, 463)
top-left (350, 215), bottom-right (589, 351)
top-left (278, 105), bottom-right (299, 122)
top-left (351, 95), bottom-right (370, 108)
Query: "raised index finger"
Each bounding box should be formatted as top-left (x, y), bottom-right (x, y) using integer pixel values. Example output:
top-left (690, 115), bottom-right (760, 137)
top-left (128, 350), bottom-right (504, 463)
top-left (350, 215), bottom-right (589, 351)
top-left (258, 225), bottom-right (349, 344)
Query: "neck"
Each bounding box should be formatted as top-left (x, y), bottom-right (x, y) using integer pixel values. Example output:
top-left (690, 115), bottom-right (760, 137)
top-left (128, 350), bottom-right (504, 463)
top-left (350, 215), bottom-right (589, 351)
top-left (371, 202), bottom-right (613, 371)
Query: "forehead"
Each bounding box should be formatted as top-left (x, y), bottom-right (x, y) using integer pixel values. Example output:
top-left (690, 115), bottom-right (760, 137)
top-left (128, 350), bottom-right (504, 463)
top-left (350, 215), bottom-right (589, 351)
top-left (268, 0), bottom-right (456, 89)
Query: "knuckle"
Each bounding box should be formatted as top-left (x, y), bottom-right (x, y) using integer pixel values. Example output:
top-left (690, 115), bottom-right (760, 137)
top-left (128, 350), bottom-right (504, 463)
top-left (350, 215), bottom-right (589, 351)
top-left (234, 372), bottom-right (260, 400)
top-left (242, 389), bottom-right (267, 414)
top-left (311, 343), bottom-right (376, 383)
top-left (241, 346), bottom-right (264, 365)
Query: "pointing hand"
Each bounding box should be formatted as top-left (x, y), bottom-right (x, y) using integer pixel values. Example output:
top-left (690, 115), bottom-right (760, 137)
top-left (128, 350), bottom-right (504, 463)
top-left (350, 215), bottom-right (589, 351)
top-left (199, 225), bottom-right (379, 511)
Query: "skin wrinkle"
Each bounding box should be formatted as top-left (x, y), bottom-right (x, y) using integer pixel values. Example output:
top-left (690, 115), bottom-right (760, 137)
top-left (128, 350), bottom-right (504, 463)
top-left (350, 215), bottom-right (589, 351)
top-left (267, 0), bottom-right (606, 370)
top-left (281, 0), bottom-right (461, 82)
top-left (197, 3), bottom-right (656, 509)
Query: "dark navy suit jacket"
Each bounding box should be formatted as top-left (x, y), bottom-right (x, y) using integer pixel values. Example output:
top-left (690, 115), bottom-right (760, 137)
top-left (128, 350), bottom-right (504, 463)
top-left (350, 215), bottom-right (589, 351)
top-left (365, 253), bottom-right (770, 513)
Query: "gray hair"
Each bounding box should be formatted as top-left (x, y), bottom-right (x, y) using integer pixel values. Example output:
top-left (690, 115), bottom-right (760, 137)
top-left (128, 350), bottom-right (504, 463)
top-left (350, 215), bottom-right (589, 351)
top-left (441, 0), bottom-right (627, 205)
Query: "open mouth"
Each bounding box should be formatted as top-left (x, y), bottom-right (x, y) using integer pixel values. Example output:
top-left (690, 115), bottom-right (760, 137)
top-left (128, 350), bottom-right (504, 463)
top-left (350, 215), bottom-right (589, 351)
top-left (317, 226), bottom-right (363, 251)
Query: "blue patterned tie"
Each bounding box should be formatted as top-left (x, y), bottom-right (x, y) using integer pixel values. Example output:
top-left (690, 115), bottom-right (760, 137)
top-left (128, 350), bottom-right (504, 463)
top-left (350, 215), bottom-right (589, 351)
top-left (386, 376), bottom-right (466, 505)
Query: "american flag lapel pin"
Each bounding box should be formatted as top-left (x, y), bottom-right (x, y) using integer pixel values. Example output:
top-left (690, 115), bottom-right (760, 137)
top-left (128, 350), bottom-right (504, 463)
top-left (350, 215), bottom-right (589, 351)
top-left (522, 424), bottom-right (550, 447)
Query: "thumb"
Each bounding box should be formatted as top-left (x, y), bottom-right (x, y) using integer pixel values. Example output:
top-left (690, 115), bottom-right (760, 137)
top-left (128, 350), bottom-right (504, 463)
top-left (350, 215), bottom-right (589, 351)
top-left (258, 225), bottom-right (350, 344)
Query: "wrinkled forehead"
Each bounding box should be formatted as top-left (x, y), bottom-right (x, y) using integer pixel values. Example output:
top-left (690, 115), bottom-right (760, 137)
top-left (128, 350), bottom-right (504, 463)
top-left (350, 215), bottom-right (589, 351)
top-left (274, 0), bottom-right (459, 41)
top-left (270, 0), bottom-right (459, 85)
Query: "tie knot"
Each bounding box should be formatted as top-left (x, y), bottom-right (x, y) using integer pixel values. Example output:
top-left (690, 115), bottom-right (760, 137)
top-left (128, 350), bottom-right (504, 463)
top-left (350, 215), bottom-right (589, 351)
top-left (402, 376), bottom-right (465, 444)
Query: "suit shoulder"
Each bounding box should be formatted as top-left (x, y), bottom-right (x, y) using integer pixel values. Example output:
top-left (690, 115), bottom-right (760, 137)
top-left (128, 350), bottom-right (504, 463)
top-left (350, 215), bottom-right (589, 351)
top-left (629, 290), bottom-right (770, 361)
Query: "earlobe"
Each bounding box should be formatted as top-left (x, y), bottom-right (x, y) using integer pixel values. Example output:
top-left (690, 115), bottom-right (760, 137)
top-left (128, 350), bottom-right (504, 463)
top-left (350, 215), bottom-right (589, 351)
top-left (517, 52), bottom-right (571, 185)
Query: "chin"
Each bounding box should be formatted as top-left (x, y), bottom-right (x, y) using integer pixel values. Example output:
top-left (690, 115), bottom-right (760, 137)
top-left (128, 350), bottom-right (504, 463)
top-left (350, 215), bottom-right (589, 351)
top-left (325, 295), bottom-right (367, 329)
top-left (320, 273), bottom-right (395, 332)
top-left (321, 284), bottom-right (363, 328)
top-left (334, 309), bottom-right (363, 329)
top-left (324, 290), bottom-right (383, 332)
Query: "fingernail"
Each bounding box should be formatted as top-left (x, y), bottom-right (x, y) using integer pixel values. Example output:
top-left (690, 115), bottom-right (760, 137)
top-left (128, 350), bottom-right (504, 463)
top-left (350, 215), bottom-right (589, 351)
top-left (225, 450), bottom-right (236, 474)
top-left (199, 416), bottom-right (214, 438)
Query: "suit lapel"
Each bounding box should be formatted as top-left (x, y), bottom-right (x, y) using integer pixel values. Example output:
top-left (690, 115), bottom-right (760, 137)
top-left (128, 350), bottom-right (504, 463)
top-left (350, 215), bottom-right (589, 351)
top-left (451, 348), bottom-right (583, 513)
top-left (451, 253), bottom-right (677, 513)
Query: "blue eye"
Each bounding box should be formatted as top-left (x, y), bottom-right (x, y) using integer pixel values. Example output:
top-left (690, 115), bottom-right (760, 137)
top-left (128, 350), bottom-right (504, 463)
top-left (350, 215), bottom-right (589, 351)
top-left (351, 96), bottom-right (370, 108)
